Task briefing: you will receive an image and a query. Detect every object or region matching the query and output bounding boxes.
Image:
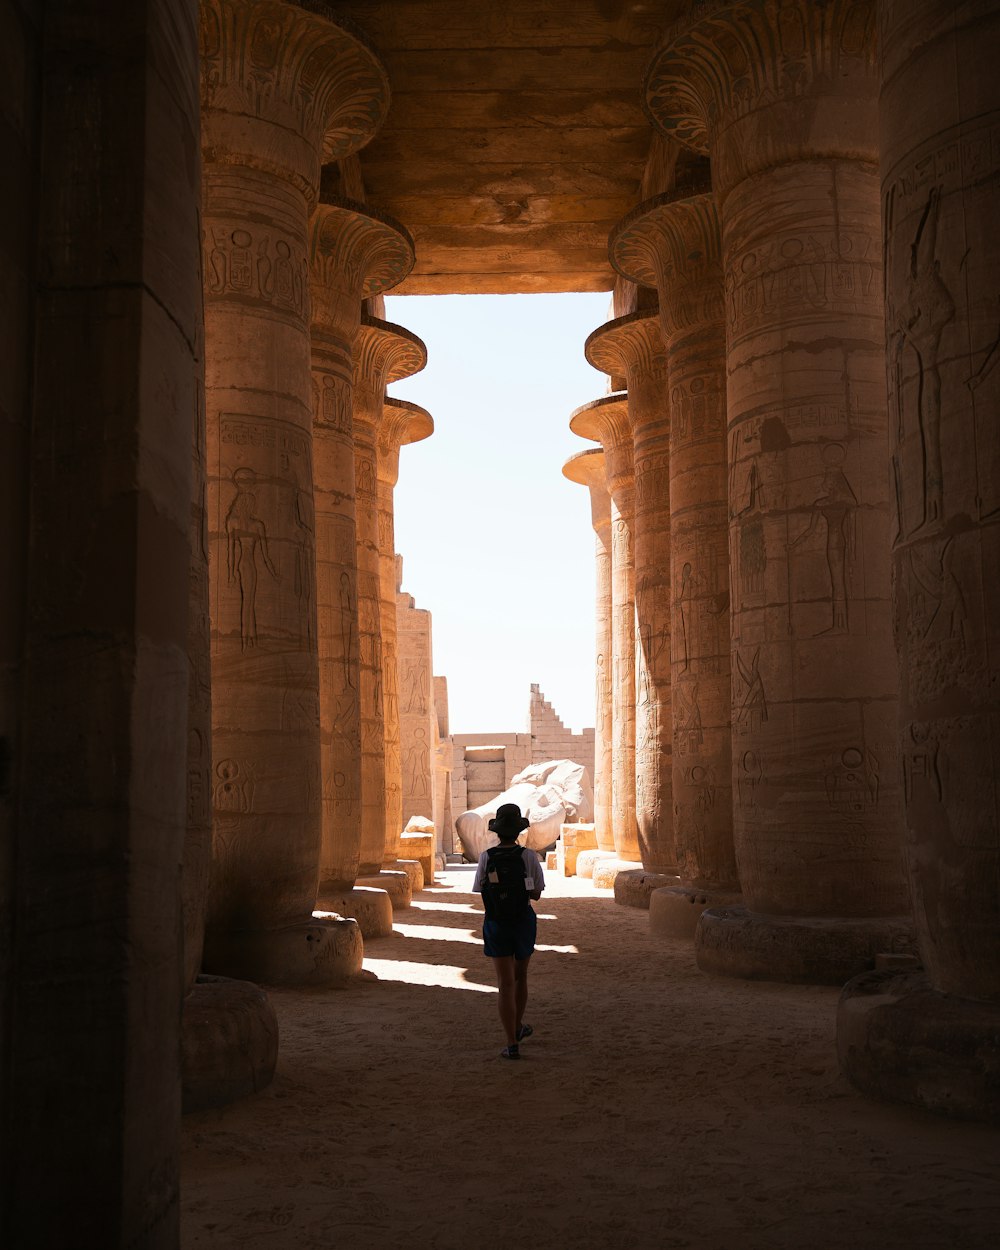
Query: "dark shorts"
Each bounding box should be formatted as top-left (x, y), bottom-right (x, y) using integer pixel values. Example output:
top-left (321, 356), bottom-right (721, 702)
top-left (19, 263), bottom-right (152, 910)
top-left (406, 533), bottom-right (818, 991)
top-left (483, 908), bottom-right (537, 960)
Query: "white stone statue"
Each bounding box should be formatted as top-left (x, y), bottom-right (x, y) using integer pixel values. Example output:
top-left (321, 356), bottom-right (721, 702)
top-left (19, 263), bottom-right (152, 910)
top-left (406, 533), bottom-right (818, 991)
top-left (455, 759), bottom-right (594, 861)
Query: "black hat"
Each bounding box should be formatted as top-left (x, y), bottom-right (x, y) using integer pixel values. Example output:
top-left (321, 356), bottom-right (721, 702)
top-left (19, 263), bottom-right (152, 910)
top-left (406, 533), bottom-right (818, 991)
top-left (488, 803), bottom-right (530, 838)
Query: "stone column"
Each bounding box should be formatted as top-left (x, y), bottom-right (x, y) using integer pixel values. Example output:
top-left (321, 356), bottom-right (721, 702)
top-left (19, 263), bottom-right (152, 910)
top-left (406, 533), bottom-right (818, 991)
top-left (562, 449), bottom-right (615, 853)
top-left (610, 182), bottom-right (740, 937)
top-left (646, 0), bottom-right (909, 982)
top-left (570, 395), bottom-right (640, 862)
top-left (200, 0), bottom-right (388, 984)
top-left (377, 395), bottom-right (433, 864)
top-left (308, 198), bottom-right (414, 929)
top-left (838, 0), bottom-right (1000, 1120)
top-left (353, 316), bottom-right (427, 877)
top-left (586, 313), bottom-right (677, 881)
top-left (5, 1), bottom-right (198, 1238)
top-left (397, 584), bottom-right (437, 827)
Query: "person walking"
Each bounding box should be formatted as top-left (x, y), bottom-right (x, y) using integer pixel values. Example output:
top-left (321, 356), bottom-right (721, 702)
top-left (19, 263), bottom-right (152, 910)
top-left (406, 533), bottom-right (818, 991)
top-left (472, 803), bottom-right (545, 1059)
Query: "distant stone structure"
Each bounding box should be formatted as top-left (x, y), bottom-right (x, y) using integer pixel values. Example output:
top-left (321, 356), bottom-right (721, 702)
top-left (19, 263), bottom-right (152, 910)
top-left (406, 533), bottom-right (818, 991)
top-left (528, 685), bottom-right (596, 774)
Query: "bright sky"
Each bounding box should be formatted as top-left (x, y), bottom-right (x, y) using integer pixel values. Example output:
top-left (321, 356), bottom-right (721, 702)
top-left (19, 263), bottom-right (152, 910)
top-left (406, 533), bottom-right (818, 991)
top-left (384, 291), bottom-right (612, 736)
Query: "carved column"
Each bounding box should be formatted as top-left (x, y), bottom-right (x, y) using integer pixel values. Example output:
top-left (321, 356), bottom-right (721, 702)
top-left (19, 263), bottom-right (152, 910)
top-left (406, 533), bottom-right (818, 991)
top-left (610, 182), bottom-right (740, 937)
top-left (562, 449), bottom-right (615, 854)
top-left (570, 395), bottom-right (640, 863)
top-left (308, 197), bottom-right (414, 930)
top-left (200, 0), bottom-right (388, 984)
top-left (586, 313), bottom-right (677, 883)
top-left (838, 0), bottom-right (1000, 1120)
top-left (646, 0), bottom-right (909, 982)
top-left (377, 396), bottom-right (433, 864)
top-left (352, 316), bottom-right (427, 877)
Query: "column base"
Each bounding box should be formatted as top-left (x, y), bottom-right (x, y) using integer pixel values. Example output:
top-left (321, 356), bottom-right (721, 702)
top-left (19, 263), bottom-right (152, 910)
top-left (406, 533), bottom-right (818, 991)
top-left (695, 906), bottom-right (916, 986)
top-left (576, 849), bottom-right (620, 880)
top-left (837, 970), bottom-right (1000, 1122)
top-left (203, 915), bottom-right (364, 987)
top-left (592, 857), bottom-right (642, 890)
top-left (181, 975), bottom-right (278, 1113)
top-left (613, 869), bottom-right (681, 909)
top-left (400, 832), bottom-right (435, 885)
top-left (385, 857), bottom-right (424, 892)
top-left (317, 886), bottom-right (394, 938)
top-left (650, 885), bottom-right (743, 940)
top-left (357, 869), bottom-right (413, 909)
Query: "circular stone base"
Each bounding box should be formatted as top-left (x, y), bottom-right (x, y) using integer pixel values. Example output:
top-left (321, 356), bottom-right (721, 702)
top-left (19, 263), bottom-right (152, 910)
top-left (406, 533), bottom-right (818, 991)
top-left (591, 858), bottom-right (642, 890)
top-left (695, 906), bottom-right (916, 985)
top-left (575, 849), bottom-right (620, 880)
top-left (613, 870), bottom-right (680, 909)
top-left (203, 915), bottom-right (364, 987)
top-left (318, 886), bottom-right (393, 938)
top-left (383, 858), bottom-right (424, 892)
top-left (181, 975), bottom-right (278, 1113)
top-left (838, 970), bottom-right (1000, 1121)
top-left (357, 870), bottom-right (412, 909)
top-left (650, 885), bottom-right (743, 940)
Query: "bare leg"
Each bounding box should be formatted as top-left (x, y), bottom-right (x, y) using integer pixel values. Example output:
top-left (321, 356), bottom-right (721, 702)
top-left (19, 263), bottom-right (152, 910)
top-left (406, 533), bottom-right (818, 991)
top-left (514, 956), bottom-right (530, 1033)
top-left (491, 956), bottom-right (517, 1045)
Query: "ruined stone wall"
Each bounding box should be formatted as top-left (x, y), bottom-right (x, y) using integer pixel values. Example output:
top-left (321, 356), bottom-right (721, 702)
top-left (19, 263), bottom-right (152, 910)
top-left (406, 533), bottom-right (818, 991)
top-left (529, 685), bottom-right (596, 776)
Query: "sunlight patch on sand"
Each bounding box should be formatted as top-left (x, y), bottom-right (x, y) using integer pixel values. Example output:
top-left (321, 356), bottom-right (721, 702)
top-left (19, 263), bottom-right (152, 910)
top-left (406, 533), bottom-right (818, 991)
top-left (362, 958), bottom-right (495, 992)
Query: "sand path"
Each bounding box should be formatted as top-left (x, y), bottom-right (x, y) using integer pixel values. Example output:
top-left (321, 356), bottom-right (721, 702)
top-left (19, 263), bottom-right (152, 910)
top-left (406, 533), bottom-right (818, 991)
top-left (181, 865), bottom-right (998, 1249)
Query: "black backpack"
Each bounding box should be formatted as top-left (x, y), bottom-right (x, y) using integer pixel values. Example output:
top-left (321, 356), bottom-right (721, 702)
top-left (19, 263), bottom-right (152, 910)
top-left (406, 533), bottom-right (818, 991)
top-left (482, 844), bottom-right (530, 922)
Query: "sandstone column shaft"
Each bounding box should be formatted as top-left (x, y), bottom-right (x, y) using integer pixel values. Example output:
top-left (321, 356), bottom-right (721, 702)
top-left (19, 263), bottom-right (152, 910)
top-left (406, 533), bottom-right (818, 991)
top-left (646, 3), bottom-right (906, 964)
top-left (308, 200), bottom-right (414, 892)
top-left (586, 318), bottom-right (676, 872)
top-left (378, 396), bottom-right (433, 861)
top-left (881, 0), bottom-right (1000, 1000)
top-left (7, 1), bottom-right (200, 1237)
top-left (200, 0), bottom-right (389, 969)
top-left (571, 397), bottom-right (640, 861)
top-left (562, 449), bottom-right (614, 852)
top-left (353, 319), bottom-right (426, 872)
top-left (612, 188), bottom-right (737, 894)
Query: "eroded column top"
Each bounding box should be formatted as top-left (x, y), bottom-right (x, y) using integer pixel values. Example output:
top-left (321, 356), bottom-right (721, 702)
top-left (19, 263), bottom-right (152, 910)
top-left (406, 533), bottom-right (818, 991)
top-left (609, 181), bottom-right (723, 336)
top-left (562, 447), bottom-right (611, 533)
top-left (201, 0), bottom-right (391, 200)
top-left (585, 309), bottom-right (666, 392)
top-left (353, 314), bottom-right (427, 402)
top-left (378, 396), bottom-right (434, 487)
top-left (643, 0), bottom-right (878, 198)
top-left (570, 392), bottom-right (633, 502)
top-left (309, 195), bottom-right (415, 333)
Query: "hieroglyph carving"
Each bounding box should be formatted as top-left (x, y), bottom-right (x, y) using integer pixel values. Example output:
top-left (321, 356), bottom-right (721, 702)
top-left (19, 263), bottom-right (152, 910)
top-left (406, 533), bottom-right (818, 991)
top-left (205, 225), bottom-right (307, 316)
top-left (225, 468), bottom-right (277, 651)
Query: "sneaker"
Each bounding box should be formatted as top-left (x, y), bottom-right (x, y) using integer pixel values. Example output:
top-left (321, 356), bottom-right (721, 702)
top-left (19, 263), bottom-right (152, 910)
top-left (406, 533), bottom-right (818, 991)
top-left (516, 1024), bottom-right (533, 1042)
top-left (500, 1044), bottom-right (520, 1060)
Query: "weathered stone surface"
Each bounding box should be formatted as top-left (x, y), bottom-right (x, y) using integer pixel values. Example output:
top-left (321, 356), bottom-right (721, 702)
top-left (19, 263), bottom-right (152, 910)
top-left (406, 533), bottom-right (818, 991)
top-left (570, 394), bottom-right (640, 862)
top-left (309, 200), bottom-right (414, 893)
top-left (317, 886), bottom-right (393, 938)
top-left (614, 870), bottom-right (681, 910)
top-left (181, 976), bottom-right (279, 1113)
top-left (397, 563), bottom-right (438, 848)
top-left (576, 849), bottom-right (622, 880)
top-left (646, 1), bottom-right (908, 981)
top-left (611, 181), bottom-right (738, 914)
top-left (378, 397), bottom-right (432, 859)
top-left (561, 450), bottom-right (614, 852)
top-left (400, 831), bottom-right (435, 886)
top-left (557, 822), bottom-right (599, 875)
top-left (838, 971), bottom-right (1000, 1123)
top-left (586, 312), bottom-right (676, 874)
top-left (356, 869), bottom-right (413, 909)
top-left (206, 915), bottom-right (364, 987)
top-left (649, 885), bottom-right (743, 941)
top-left (696, 906), bottom-right (916, 987)
top-left (592, 858), bottom-right (641, 891)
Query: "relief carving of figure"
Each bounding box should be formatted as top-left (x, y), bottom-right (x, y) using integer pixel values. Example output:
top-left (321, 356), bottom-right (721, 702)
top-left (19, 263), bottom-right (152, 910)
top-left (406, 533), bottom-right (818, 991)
top-left (225, 467), bottom-right (277, 651)
top-left (907, 535), bottom-right (967, 648)
top-left (789, 443), bottom-right (857, 635)
top-left (404, 659), bottom-right (428, 713)
top-left (337, 572), bottom-right (357, 691)
top-left (892, 185), bottom-right (955, 531)
top-left (735, 647), bottom-right (767, 733)
top-left (404, 729), bottom-right (430, 798)
top-left (733, 443), bottom-right (766, 601)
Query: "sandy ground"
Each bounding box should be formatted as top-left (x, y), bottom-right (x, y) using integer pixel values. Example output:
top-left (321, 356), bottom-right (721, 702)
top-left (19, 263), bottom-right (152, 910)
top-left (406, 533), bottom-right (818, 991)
top-left (181, 865), bottom-right (999, 1250)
